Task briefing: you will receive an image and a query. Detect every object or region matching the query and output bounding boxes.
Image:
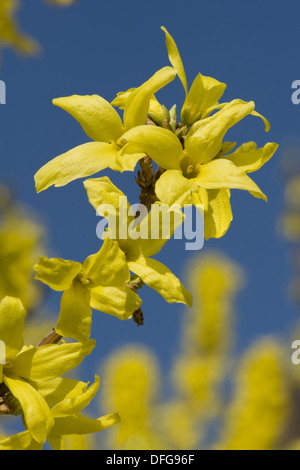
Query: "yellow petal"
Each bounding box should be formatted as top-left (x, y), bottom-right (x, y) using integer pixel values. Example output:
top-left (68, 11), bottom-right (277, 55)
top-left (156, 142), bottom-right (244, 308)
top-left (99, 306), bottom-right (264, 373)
top-left (84, 176), bottom-right (135, 245)
top-left (56, 279), bottom-right (92, 343)
top-left (202, 101), bottom-right (228, 119)
top-left (4, 376), bottom-right (54, 445)
top-left (128, 257), bottom-right (192, 307)
top-left (113, 90), bottom-right (164, 123)
top-left (84, 176), bottom-right (128, 214)
top-left (185, 99), bottom-right (256, 165)
top-left (223, 142), bottom-right (278, 173)
top-left (35, 142), bottom-right (118, 192)
top-left (33, 377), bottom-right (88, 407)
top-left (49, 412), bottom-right (120, 437)
top-left (34, 256), bottom-right (82, 292)
top-left (149, 95), bottom-right (164, 123)
top-left (161, 26), bottom-right (188, 95)
top-left (47, 435), bottom-right (65, 451)
top-left (181, 73), bottom-right (226, 126)
top-left (124, 66), bottom-right (176, 130)
top-left (251, 110), bottom-right (270, 132)
top-left (204, 189), bottom-right (233, 239)
top-left (83, 239), bottom-right (130, 287)
top-left (53, 95), bottom-right (124, 142)
top-left (155, 169), bottom-right (197, 206)
top-left (111, 88), bottom-right (136, 109)
top-left (89, 286), bottom-right (142, 320)
top-left (137, 203), bottom-right (184, 258)
top-left (0, 431), bottom-right (41, 451)
top-left (51, 376), bottom-right (100, 418)
top-left (120, 126), bottom-right (183, 170)
top-left (112, 148), bottom-right (144, 173)
top-left (11, 340), bottom-right (95, 381)
top-left (0, 297), bottom-right (26, 361)
top-left (194, 158), bottom-right (268, 201)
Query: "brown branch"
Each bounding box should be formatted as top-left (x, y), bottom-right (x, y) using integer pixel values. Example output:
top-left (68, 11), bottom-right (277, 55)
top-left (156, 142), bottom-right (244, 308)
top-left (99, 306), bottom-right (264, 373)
top-left (38, 328), bottom-right (62, 347)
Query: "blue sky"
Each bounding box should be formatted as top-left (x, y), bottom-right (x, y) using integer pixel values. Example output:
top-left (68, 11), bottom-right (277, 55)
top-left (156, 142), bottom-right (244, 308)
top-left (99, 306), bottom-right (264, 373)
top-left (1, 0), bottom-right (300, 388)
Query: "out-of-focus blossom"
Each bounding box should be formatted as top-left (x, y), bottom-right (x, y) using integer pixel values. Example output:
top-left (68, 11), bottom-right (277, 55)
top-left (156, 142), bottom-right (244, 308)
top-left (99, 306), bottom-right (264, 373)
top-left (100, 346), bottom-right (166, 450)
top-left (0, 188), bottom-right (44, 310)
top-left (216, 340), bottom-right (289, 450)
top-left (47, 0), bottom-right (76, 6)
top-left (0, 0), bottom-right (77, 66)
top-left (183, 253), bottom-right (244, 356)
top-left (279, 176), bottom-right (300, 241)
top-left (97, 250), bottom-right (300, 451)
top-left (0, 0), bottom-right (38, 60)
top-left (99, 252), bottom-right (245, 450)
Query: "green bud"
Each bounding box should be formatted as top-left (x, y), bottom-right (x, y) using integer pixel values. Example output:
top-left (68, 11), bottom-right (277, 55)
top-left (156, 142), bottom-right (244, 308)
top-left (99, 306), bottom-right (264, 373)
top-left (169, 104), bottom-right (177, 132)
top-left (175, 125), bottom-right (188, 139)
top-left (181, 105), bottom-right (191, 126)
top-left (162, 105), bottom-right (170, 122)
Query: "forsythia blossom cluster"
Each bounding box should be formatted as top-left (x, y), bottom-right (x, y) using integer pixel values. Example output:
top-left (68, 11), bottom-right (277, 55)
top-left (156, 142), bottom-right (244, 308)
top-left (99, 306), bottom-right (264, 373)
top-left (35, 27), bottom-right (277, 240)
top-left (0, 26), bottom-right (278, 449)
top-left (33, 26), bottom-right (277, 339)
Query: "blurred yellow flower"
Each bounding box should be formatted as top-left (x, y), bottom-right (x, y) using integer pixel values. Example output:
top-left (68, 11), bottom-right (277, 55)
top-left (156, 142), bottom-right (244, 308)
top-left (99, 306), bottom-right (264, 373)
top-left (47, 0), bottom-right (76, 6)
top-left (0, 0), bottom-right (38, 60)
top-left (217, 340), bottom-right (289, 450)
top-left (279, 212), bottom-right (300, 241)
top-left (0, 193), bottom-right (44, 310)
top-left (184, 252), bottom-right (244, 356)
top-left (100, 346), bottom-right (165, 450)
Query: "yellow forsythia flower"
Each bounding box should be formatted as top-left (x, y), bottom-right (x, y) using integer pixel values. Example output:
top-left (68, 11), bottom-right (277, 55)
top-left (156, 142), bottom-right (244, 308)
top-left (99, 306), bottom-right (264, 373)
top-left (0, 297), bottom-right (119, 450)
top-left (119, 27), bottom-right (278, 239)
top-left (34, 67), bottom-right (176, 192)
top-left (34, 26), bottom-right (277, 241)
top-left (84, 176), bottom-right (192, 308)
top-left (34, 238), bottom-right (142, 342)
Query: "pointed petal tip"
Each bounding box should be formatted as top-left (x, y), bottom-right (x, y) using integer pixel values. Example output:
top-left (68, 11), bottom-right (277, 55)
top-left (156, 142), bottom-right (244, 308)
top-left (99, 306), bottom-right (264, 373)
top-left (34, 183), bottom-right (43, 194)
top-left (186, 293), bottom-right (193, 308)
top-left (52, 97), bottom-right (64, 107)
